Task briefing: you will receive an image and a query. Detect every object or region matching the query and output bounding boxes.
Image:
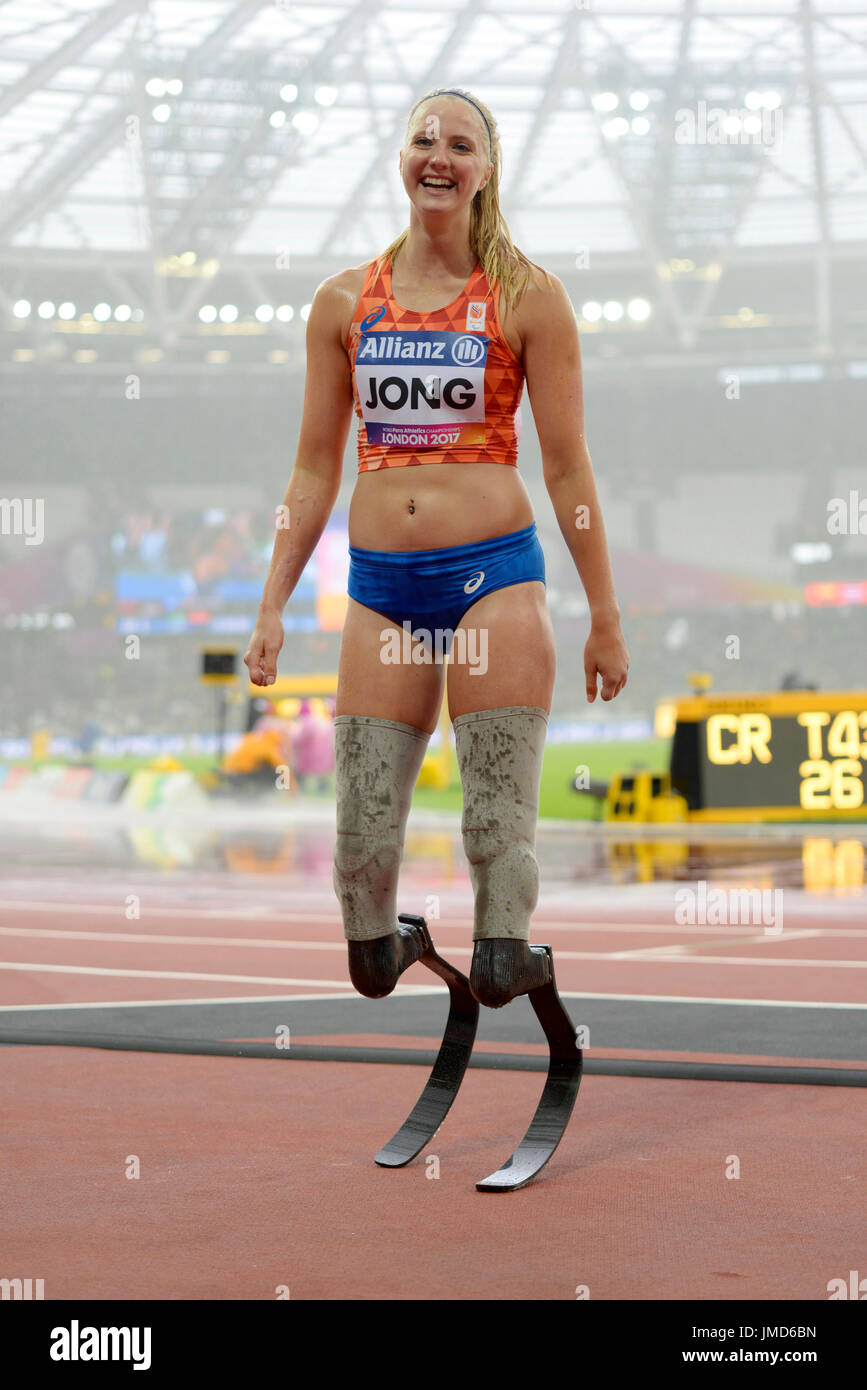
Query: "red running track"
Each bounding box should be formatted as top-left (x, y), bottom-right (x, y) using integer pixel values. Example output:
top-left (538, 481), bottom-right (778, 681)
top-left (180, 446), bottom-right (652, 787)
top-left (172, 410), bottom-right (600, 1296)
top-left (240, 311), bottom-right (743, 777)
top-left (0, 865), bottom-right (865, 1300)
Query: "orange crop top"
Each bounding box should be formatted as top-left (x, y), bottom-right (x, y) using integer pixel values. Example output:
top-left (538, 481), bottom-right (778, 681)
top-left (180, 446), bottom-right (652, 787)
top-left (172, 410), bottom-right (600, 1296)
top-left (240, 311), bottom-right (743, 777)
top-left (346, 252), bottom-right (524, 472)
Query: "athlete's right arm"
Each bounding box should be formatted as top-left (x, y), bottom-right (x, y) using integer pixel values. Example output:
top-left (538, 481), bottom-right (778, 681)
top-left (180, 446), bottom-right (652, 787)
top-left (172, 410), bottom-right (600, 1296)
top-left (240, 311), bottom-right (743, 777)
top-left (244, 275), bottom-right (355, 686)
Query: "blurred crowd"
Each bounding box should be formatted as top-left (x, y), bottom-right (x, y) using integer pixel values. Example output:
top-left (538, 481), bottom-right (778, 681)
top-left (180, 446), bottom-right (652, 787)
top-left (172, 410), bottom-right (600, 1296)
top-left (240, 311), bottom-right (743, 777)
top-left (0, 604), bottom-right (863, 745)
top-left (109, 503), bottom-right (272, 587)
top-left (1, 485), bottom-right (865, 743)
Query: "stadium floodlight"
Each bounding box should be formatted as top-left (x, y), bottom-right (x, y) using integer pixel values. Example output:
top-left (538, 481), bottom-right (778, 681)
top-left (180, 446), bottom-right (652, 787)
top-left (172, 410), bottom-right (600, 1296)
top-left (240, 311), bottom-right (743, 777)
top-left (602, 300), bottom-right (624, 321)
top-left (275, 305), bottom-right (294, 322)
top-left (145, 78), bottom-right (165, 96)
top-left (631, 116), bottom-right (650, 135)
top-left (255, 305), bottom-right (275, 322)
top-left (114, 304), bottom-right (132, 321)
top-left (37, 301), bottom-right (56, 319)
top-left (629, 91), bottom-right (650, 110)
top-left (165, 79), bottom-right (183, 96)
top-left (762, 90), bottom-right (781, 109)
top-left (745, 91), bottom-right (763, 110)
top-left (12, 300), bottom-right (31, 318)
top-left (581, 301), bottom-right (602, 322)
top-left (152, 104), bottom-right (171, 123)
top-left (791, 542), bottom-right (832, 565)
top-left (300, 303), bottom-right (313, 322)
top-left (627, 298), bottom-right (651, 321)
top-left (315, 86), bottom-right (338, 106)
top-left (592, 92), bottom-right (619, 112)
top-left (93, 303), bottom-right (111, 321)
top-left (58, 302), bottom-right (76, 320)
top-left (280, 84), bottom-right (298, 103)
top-left (199, 305), bottom-right (218, 323)
top-left (270, 110), bottom-right (287, 128)
top-left (218, 305), bottom-right (239, 323)
top-left (603, 117), bottom-right (629, 138)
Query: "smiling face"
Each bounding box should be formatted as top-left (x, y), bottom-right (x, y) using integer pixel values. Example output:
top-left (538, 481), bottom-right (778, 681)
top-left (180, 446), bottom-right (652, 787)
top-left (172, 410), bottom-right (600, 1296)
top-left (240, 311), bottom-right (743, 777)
top-left (399, 98), bottom-right (493, 214)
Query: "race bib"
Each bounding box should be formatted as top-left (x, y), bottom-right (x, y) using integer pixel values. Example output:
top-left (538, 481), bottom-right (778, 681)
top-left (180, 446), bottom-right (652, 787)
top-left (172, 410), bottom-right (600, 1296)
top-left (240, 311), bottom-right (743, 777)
top-left (355, 329), bottom-right (488, 449)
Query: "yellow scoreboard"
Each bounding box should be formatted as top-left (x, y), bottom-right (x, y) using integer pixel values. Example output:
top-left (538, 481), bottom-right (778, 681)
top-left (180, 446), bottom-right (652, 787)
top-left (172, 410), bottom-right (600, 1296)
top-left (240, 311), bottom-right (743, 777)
top-left (669, 690), bottom-right (867, 821)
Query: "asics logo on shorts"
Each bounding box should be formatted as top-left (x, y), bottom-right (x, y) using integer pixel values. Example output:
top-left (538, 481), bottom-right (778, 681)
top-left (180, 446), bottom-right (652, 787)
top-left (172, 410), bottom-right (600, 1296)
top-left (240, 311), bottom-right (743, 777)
top-left (463, 570), bottom-right (485, 594)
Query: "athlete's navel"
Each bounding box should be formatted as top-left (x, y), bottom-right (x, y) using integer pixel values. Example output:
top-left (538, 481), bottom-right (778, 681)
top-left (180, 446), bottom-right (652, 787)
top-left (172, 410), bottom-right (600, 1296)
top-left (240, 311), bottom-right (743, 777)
top-left (407, 497), bottom-right (415, 515)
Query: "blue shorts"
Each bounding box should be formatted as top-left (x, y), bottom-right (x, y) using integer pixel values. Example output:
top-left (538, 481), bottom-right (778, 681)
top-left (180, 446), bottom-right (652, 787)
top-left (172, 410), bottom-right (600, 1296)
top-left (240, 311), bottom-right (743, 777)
top-left (347, 522), bottom-right (546, 645)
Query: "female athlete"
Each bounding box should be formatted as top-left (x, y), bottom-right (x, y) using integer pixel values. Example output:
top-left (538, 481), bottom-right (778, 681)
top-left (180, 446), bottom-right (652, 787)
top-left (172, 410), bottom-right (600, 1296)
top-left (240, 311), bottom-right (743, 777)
top-left (245, 86), bottom-right (629, 1009)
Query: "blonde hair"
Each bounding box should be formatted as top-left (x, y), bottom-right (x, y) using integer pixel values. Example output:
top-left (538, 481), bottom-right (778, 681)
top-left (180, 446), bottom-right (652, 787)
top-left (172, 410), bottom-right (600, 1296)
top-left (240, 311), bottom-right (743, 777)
top-left (371, 87), bottom-right (554, 314)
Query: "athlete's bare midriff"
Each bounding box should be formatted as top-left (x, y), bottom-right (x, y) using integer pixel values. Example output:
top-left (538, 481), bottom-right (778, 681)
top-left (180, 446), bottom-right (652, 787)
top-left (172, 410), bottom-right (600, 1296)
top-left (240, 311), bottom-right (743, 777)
top-left (340, 261), bottom-right (535, 552)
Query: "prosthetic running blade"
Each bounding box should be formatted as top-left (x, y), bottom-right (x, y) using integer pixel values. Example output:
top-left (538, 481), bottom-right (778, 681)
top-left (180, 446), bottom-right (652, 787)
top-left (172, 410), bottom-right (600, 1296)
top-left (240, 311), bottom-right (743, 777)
top-left (373, 914), bottom-right (480, 1168)
top-left (475, 945), bottom-right (583, 1192)
top-left (374, 924), bottom-right (582, 1190)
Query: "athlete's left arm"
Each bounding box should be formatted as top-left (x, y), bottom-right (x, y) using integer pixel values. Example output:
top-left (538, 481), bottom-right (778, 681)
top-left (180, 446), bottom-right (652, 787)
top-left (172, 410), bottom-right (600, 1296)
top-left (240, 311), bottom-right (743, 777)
top-left (520, 271), bottom-right (628, 701)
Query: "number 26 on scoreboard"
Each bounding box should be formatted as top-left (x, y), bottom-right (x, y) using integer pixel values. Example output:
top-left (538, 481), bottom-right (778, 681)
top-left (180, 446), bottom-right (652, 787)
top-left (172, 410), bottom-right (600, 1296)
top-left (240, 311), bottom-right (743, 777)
top-left (798, 758), bottom-right (864, 810)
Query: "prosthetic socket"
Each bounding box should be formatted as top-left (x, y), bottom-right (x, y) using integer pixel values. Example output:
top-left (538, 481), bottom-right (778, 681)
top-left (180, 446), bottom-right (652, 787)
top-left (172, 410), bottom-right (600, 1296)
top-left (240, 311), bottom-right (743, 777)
top-left (453, 706), bottom-right (547, 942)
top-left (333, 715), bottom-right (431, 942)
top-left (333, 705), bottom-right (547, 946)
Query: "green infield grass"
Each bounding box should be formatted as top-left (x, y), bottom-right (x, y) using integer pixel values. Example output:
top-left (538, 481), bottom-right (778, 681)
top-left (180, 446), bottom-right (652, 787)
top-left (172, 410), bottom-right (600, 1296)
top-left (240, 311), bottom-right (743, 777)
top-left (17, 738), bottom-right (670, 820)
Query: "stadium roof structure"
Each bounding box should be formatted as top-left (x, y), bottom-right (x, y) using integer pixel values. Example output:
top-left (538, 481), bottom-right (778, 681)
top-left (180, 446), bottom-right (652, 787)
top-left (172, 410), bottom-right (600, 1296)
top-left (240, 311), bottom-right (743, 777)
top-left (1, 0), bottom-right (865, 380)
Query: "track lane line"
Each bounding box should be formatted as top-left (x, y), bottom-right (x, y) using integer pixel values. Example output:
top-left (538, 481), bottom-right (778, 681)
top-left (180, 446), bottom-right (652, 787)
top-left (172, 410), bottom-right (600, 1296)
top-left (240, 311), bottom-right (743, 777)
top-left (1, 953), bottom-right (865, 983)
top-left (0, 962), bottom-right (434, 989)
top-left (0, 902), bottom-right (865, 933)
top-left (0, 925), bottom-right (848, 951)
top-left (0, 989), bottom-right (864, 1012)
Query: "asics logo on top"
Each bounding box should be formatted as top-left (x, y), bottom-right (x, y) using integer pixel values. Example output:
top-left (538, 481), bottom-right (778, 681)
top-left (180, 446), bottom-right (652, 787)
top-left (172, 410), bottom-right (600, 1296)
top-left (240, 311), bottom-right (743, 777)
top-left (464, 571), bottom-right (485, 594)
top-left (360, 305), bottom-right (386, 331)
